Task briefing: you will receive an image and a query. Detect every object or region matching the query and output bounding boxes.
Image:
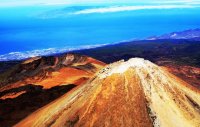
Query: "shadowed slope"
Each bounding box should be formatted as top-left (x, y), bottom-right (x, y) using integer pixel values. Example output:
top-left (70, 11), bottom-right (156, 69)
top-left (15, 58), bottom-right (200, 127)
top-left (0, 84), bottom-right (76, 127)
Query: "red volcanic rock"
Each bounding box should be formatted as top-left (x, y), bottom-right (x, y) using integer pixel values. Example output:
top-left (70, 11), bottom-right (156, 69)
top-left (162, 65), bottom-right (200, 89)
top-left (0, 54), bottom-right (106, 94)
top-left (15, 58), bottom-right (200, 127)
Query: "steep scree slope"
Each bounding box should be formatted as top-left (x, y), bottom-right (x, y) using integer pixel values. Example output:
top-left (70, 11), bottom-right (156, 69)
top-left (15, 58), bottom-right (200, 127)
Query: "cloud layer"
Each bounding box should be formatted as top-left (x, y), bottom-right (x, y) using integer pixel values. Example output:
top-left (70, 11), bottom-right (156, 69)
top-left (0, 44), bottom-right (109, 61)
top-left (72, 5), bottom-right (195, 15)
top-left (1, 0), bottom-right (200, 7)
top-left (36, 4), bottom-right (200, 19)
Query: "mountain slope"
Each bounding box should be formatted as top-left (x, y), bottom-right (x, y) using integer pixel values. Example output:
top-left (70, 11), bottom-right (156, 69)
top-left (15, 58), bottom-right (200, 127)
top-left (0, 54), bottom-right (105, 99)
top-left (0, 54), bottom-right (105, 127)
top-left (74, 39), bottom-right (200, 88)
top-left (162, 64), bottom-right (200, 89)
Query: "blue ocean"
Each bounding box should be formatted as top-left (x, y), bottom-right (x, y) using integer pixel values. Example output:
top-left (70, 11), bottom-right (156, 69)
top-left (0, 5), bottom-right (200, 60)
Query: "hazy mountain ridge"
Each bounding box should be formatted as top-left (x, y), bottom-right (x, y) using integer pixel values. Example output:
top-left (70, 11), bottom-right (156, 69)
top-left (148, 28), bottom-right (200, 40)
top-left (15, 58), bottom-right (200, 127)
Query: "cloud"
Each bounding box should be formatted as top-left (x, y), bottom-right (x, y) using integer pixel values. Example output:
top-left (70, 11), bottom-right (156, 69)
top-left (152, 0), bottom-right (200, 5)
top-left (0, 48), bottom-right (58, 61)
top-left (0, 0), bottom-right (77, 7)
top-left (34, 4), bottom-right (200, 19)
top-left (1, 0), bottom-right (200, 7)
top-left (72, 5), bottom-right (196, 15)
top-left (0, 44), bottom-right (109, 61)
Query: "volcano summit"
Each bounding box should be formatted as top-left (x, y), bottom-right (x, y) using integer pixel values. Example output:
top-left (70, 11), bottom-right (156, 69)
top-left (16, 58), bottom-right (200, 127)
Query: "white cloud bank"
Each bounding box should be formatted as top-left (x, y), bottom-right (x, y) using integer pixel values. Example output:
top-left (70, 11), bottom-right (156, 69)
top-left (72, 5), bottom-right (196, 15)
top-left (0, 44), bottom-right (109, 61)
top-left (1, 0), bottom-right (200, 7)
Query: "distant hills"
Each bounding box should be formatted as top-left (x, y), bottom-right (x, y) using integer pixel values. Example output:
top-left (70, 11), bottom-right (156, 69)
top-left (75, 39), bottom-right (200, 67)
top-left (148, 28), bottom-right (200, 40)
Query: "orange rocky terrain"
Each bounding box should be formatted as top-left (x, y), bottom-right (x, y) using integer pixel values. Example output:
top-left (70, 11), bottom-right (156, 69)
top-left (0, 54), bottom-right (105, 99)
top-left (16, 58), bottom-right (200, 127)
top-left (162, 65), bottom-right (200, 89)
top-left (0, 54), bottom-right (105, 127)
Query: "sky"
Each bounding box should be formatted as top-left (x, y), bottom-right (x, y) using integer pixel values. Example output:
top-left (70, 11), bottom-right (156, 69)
top-left (0, 0), bottom-right (200, 7)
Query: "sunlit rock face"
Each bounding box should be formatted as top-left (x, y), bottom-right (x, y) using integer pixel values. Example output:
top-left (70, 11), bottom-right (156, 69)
top-left (0, 53), bottom-right (105, 99)
top-left (16, 58), bottom-right (200, 127)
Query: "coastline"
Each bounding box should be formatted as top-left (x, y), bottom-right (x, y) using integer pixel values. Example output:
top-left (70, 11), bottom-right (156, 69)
top-left (0, 39), bottom-right (133, 62)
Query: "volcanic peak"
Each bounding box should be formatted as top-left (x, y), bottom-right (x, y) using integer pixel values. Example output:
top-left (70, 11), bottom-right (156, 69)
top-left (15, 58), bottom-right (200, 127)
top-left (98, 58), bottom-right (157, 79)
